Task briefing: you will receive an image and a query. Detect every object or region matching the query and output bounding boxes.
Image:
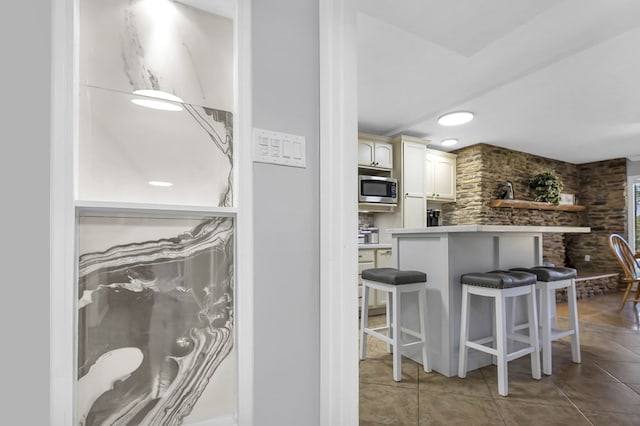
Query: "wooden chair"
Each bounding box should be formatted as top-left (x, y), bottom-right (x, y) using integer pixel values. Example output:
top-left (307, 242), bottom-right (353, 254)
top-left (608, 234), bottom-right (640, 310)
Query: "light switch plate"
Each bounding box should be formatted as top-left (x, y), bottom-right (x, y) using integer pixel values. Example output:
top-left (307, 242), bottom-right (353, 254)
top-left (253, 128), bottom-right (306, 168)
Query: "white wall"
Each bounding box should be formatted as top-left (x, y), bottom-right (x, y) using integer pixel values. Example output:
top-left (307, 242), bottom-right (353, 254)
top-left (252, 0), bottom-right (320, 424)
top-left (0, 1), bottom-right (52, 424)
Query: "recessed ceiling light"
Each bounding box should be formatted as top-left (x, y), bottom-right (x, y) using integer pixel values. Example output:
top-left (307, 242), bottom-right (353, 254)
top-left (441, 138), bottom-right (458, 147)
top-left (133, 89), bottom-right (184, 103)
top-left (438, 111), bottom-right (474, 126)
top-left (131, 98), bottom-right (183, 111)
top-left (148, 180), bottom-right (173, 187)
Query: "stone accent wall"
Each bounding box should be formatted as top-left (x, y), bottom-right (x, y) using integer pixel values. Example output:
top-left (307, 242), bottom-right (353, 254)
top-left (443, 144), bottom-right (580, 266)
top-left (565, 159), bottom-right (628, 274)
top-left (557, 275), bottom-right (620, 302)
top-left (443, 145), bottom-right (485, 225)
top-left (443, 144), bottom-right (627, 281)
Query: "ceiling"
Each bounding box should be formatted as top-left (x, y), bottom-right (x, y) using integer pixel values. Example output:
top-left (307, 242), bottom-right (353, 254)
top-left (357, 0), bottom-right (640, 164)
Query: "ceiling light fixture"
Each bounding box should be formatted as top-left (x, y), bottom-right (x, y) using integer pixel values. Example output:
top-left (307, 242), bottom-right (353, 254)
top-left (133, 89), bottom-right (184, 103)
top-left (131, 89), bottom-right (184, 111)
top-left (438, 111), bottom-right (474, 126)
top-left (148, 180), bottom-right (173, 187)
top-left (131, 98), bottom-right (183, 111)
top-left (441, 138), bottom-right (458, 147)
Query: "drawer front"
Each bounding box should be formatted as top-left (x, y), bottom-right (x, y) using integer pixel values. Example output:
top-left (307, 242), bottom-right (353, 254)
top-left (358, 261), bottom-right (375, 275)
top-left (358, 249), bottom-right (375, 263)
top-left (375, 249), bottom-right (393, 268)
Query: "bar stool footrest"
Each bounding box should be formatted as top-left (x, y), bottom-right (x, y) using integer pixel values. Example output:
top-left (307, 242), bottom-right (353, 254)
top-left (364, 329), bottom-right (392, 345)
top-left (506, 347), bottom-right (536, 362)
top-left (550, 328), bottom-right (575, 339)
top-left (465, 341), bottom-right (498, 356)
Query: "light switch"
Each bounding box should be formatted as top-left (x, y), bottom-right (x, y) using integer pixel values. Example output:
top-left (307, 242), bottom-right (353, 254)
top-left (258, 135), bottom-right (269, 156)
top-left (293, 141), bottom-right (302, 159)
top-left (270, 138), bottom-right (281, 157)
top-left (283, 139), bottom-right (292, 158)
top-left (253, 128), bottom-right (306, 168)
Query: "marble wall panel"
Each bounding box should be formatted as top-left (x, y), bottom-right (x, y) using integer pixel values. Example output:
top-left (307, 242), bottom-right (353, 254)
top-left (76, 215), bottom-right (235, 425)
top-left (80, 0), bottom-right (233, 111)
top-left (78, 85), bottom-right (233, 206)
top-left (78, 0), bottom-right (234, 206)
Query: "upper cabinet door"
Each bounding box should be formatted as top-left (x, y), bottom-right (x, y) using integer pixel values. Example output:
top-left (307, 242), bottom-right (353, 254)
top-left (358, 139), bottom-right (393, 169)
top-left (425, 149), bottom-right (456, 202)
top-left (425, 154), bottom-right (436, 197)
top-left (433, 156), bottom-right (456, 200)
top-left (358, 140), bottom-right (376, 167)
top-left (374, 142), bottom-right (393, 169)
top-left (403, 142), bottom-right (426, 196)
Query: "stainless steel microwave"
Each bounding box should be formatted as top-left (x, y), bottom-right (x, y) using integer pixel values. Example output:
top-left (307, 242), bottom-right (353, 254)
top-left (358, 175), bottom-right (398, 204)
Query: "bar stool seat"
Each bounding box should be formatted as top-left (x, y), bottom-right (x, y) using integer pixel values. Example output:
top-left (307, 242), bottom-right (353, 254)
top-left (458, 270), bottom-right (541, 397)
top-left (511, 266), bottom-right (581, 375)
top-left (360, 267), bottom-right (429, 381)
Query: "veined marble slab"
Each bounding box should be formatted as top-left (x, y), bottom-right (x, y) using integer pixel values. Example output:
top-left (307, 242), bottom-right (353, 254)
top-left (77, 215), bottom-right (235, 425)
top-left (78, 85), bottom-right (233, 206)
top-left (80, 0), bottom-right (233, 111)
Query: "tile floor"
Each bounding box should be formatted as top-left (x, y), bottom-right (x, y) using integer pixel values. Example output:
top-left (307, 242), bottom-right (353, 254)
top-left (359, 292), bottom-right (640, 425)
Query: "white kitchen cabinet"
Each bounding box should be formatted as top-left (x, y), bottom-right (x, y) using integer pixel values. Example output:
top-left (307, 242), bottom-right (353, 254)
top-left (358, 249), bottom-right (376, 310)
top-left (393, 136), bottom-right (427, 228)
top-left (425, 149), bottom-right (457, 202)
top-left (375, 248), bottom-right (392, 267)
top-left (358, 247), bottom-right (393, 312)
top-left (358, 133), bottom-right (393, 169)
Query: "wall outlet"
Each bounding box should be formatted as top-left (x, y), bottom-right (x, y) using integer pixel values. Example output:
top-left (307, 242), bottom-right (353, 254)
top-left (584, 255), bottom-right (591, 262)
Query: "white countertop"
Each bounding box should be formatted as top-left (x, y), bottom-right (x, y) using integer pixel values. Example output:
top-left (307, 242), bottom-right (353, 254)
top-left (358, 243), bottom-right (392, 249)
top-left (388, 225), bottom-right (591, 235)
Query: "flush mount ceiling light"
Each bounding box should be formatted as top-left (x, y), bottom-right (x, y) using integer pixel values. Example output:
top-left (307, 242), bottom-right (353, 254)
top-left (131, 99), bottom-right (183, 111)
top-left (148, 180), bottom-right (173, 187)
top-left (441, 138), bottom-right (458, 147)
top-left (133, 89), bottom-right (184, 103)
top-left (438, 111), bottom-right (474, 126)
top-left (131, 89), bottom-right (184, 111)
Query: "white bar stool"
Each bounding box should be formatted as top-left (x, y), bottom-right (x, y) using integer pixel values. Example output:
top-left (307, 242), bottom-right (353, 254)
top-left (458, 270), bottom-right (541, 397)
top-left (360, 267), bottom-right (430, 382)
top-left (511, 266), bottom-right (581, 375)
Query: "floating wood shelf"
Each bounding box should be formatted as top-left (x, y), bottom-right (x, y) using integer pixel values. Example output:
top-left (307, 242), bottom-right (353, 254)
top-left (488, 199), bottom-right (587, 212)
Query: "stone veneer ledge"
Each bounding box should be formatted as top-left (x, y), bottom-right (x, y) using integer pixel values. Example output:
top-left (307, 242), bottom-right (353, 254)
top-left (442, 143), bottom-right (627, 294)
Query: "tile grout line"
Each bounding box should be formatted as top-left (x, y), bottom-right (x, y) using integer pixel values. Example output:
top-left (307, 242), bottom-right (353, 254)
top-left (554, 384), bottom-right (595, 426)
top-left (485, 372), bottom-right (509, 425)
top-left (590, 358), bottom-right (627, 383)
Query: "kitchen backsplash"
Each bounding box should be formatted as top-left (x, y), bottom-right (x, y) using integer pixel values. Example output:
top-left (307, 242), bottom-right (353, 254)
top-left (358, 212), bottom-right (375, 229)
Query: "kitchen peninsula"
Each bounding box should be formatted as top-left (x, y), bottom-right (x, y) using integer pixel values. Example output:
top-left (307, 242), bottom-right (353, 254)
top-left (388, 225), bottom-right (590, 377)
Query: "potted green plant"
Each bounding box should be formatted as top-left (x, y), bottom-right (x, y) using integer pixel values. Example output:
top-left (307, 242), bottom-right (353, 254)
top-left (528, 171), bottom-right (564, 204)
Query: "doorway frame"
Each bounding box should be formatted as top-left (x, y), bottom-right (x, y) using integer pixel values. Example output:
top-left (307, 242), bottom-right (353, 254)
top-left (319, 0), bottom-right (359, 424)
